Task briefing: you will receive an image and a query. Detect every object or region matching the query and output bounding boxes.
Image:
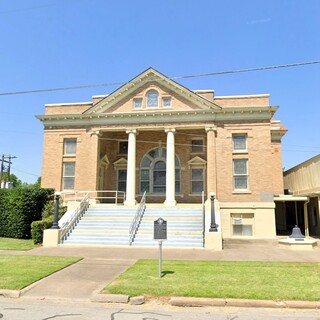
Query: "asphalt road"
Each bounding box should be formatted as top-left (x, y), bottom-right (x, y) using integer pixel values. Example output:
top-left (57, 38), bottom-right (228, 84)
top-left (0, 299), bottom-right (319, 320)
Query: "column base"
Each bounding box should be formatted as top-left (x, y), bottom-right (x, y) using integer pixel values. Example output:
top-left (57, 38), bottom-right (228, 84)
top-left (164, 199), bottom-right (177, 207)
top-left (124, 200), bottom-right (137, 207)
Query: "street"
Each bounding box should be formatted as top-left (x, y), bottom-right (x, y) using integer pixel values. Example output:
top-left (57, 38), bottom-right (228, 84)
top-left (0, 299), bottom-right (319, 320)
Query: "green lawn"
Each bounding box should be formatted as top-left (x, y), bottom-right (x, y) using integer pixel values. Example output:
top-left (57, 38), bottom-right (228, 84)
top-left (0, 237), bottom-right (37, 251)
top-left (0, 255), bottom-right (82, 290)
top-left (104, 260), bottom-right (320, 301)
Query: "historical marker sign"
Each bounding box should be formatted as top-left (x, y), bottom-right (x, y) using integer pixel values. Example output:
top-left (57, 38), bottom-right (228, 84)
top-left (154, 218), bottom-right (167, 240)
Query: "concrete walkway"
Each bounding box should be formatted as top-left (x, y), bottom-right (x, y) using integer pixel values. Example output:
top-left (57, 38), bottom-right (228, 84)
top-left (1, 240), bottom-right (320, 304)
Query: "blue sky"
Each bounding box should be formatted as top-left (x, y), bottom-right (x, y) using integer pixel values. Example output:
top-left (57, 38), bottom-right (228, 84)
top-left (0, 0), bottom-right (319, 183)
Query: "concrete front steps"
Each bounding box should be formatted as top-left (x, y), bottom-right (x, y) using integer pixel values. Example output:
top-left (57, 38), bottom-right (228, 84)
top-left (61, 204), bottom-right (204, 248)
top-left (61, 205), bottom-right (135, 246)
top-left (132, 206), bottom-right (204, 248)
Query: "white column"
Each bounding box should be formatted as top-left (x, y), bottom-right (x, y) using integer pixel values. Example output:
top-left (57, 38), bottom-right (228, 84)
top-left (125, 129), bottom-right (137, 206)
top-left (164, 128), bottom-right (176, 206)
top-left (205, 126), bottom-right (217, 198)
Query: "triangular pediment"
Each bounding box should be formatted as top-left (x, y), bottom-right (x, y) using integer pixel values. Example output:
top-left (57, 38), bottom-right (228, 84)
top-left (113, 157), bottom-right (127, 168)
top-left (187, 156), bottom-right (207, 168)
top-left (100, 154), bottom-right (110, 166)
top-left (83, 68), bottom-right (221, 114)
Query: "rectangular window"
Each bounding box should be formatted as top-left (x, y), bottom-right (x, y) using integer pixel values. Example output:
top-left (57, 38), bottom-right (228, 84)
top-left (232, 134), bottom-right (247, 152)
top-left (117, 169), bottom-right (127, 192)
top-left (119, 141), bottom-right (128, 154)
top-left (232, 214), bottom-right (253, 236)
top-left (162, 97), bottom-right (171, 107)
top-left (191, 168), bottom-right (204, 193)
top-left (191, 139), bottom-right (204, 153)
top-left (62, 162), bottom-right (75, 190)
top-left (133, 98), bottom-right (142, 109)
top-left (233, 159), bottom-right (248, 190)
top-left (64, 138), bottom-right (77, 155)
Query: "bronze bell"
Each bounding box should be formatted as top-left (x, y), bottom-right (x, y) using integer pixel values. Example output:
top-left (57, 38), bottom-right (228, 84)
top-left (289, 225), bottom-right (305, 239)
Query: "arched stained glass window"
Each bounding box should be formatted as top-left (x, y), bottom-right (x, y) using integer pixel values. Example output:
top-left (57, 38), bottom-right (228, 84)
top-left (140, 147), bottom-right (180, 194)
top-left (146, 90), bottom-right (159, 108)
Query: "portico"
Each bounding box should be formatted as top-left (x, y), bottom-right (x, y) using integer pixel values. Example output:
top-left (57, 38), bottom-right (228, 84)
top-left (96, 125), bottom-right (214, 206)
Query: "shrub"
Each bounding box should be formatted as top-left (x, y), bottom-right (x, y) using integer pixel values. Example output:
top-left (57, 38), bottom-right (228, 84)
top-left (31, 218), bottom-right (54, 244)
top-left (0, 187), bottom-right (54, 239)
top-left (31, 198), bottom-right (66, 245)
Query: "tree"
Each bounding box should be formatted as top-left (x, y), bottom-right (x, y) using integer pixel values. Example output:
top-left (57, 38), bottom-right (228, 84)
top-left (0, 172), bottom-right (22, 188)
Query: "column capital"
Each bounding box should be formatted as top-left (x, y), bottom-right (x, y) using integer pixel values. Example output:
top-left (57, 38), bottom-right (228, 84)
top-left (90, 130), bottom-right (102, 137)
top-left (165, 128), bottom-right (176, 134)
top-left (126, 129), bottom-right (137, 135)
top-left (205, 126), bottom-right (217, 133)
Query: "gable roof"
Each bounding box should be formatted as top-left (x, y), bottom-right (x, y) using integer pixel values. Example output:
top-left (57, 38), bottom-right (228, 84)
top-left (83, 67), bottom-right (221, 114)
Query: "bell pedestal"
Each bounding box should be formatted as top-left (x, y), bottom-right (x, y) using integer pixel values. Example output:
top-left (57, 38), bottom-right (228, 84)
top-left (278, 238), bottom-right (318, 250)
top-left (279, 225), bottom-right (317, 250)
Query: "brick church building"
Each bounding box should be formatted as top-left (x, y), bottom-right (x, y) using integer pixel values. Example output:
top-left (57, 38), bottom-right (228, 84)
top-left (37, 68), bottom-right (287, 245)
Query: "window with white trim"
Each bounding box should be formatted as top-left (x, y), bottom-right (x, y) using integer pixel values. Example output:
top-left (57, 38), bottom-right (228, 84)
top-left (119, 141), bottom-right (128, 154)
top-left (232, 213), bottom-right (253, 236)
top-left (117, 169), bottom-right (127, 192)
top-left (146, 90), bottom-right (159, 108)
top-left (233, 159), bottom-right (248, 190)
top-left (140, 147), bottom-right (181, 194)
top-left (191, 168), bottom-right (204, 193)
top-left (63, 138), bottom-right (77, 155)
top-left (162, 97), bottom-right (171, 107)
top-left (191, 139), bottom-right (204, 153)
top-left (232, 134), bottom-right (247, 152)
top-left (133, 98), bottom-right (142, 109)
top-left (62, 162), bottom-right (75, 190)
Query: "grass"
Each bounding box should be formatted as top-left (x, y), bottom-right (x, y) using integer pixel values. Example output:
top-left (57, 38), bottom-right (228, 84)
top-left (0, 255), bottom-right (82, 290)
top-left (0, 237), bottom-right (37, 251)
top-left (104, 260), bottom-right (320, 301)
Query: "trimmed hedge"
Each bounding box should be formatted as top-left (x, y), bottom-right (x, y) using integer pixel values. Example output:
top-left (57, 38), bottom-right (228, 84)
top-left (31, 199), bottom-right (66, 244)
top-left (31, 218), bottom-right (53, 244)
top-left (0, 187), bottom-right (54, 239)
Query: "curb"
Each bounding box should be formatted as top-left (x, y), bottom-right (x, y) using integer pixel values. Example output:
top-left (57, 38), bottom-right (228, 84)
top-left (3, 289), bottom-right (319, 310)
top-left (169, 297), bottom-right (320, 309)
top-left (0, 289), bottom-right (21, 298)
top-left (91, 293), bottom-right (145, 305)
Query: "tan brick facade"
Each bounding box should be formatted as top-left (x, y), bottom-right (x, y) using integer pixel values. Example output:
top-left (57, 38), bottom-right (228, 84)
top-left (37, 68), bottom-right (287, 239)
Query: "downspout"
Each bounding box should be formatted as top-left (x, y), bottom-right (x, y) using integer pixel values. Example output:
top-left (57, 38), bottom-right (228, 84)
top-left (304, 197), bottom-right (310, 238)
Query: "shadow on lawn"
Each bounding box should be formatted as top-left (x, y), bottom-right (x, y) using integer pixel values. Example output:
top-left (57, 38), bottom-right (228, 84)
top-left (161, 270), bottom-right (175, 277)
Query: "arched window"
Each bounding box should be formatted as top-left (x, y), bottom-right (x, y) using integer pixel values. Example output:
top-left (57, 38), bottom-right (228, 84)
top-left (140, 147), bottom-right (180, 194)
top-left (146, 90), bottom-right (159, 108)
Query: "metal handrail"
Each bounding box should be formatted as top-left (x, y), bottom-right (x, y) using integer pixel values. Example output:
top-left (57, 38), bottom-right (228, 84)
top-left (60, 192), bottom-right (90, 241)
top-left (61, 190), bottom-right (125, 205)
top-left (202, 190), bottom-right (206, 247)
top-left (129, 191), bottom-right (146, 245)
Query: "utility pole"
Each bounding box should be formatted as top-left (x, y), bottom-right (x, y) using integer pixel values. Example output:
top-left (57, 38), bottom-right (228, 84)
top-left (0, 154), bottom-right (4, 185)
top-left (0, 154), bottom-right (17, 188)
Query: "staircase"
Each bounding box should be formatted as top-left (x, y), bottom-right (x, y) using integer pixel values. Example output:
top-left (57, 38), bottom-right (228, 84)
top-left (62, 205), bottom-right (135, 246)
top-left (61, 204), bottom-right (204, 248)
top-left (132, 206), bottom-right (204, 248)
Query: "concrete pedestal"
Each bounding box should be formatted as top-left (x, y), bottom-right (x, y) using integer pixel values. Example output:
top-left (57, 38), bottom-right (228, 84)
top-left (205, 232), bottom-right (223, 251)
top-left (43, 229), bottom-right (61, 247)
top-left (278, 238), bottom-right (318, 250)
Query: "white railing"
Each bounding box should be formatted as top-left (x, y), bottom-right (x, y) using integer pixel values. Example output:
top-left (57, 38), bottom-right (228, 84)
top-left (60, 192), bottom-right (90, 241)
top-left (202, 190), bottom-right (206, 246)
top-left (61, 190), bottom-right (125, 205)
top-left (129, 191), bottom-right (146, 245)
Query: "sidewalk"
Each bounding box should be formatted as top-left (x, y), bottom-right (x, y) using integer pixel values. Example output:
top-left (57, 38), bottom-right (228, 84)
top-left (1, 240), bottom-right (320, 307)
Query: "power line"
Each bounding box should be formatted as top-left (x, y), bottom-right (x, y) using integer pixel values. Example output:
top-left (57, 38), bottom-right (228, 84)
top-left (11, 167), bottom-right (40, 177)
top-left (0, 60), bottom-right (319, 97)
top-left (171, 60), bottom-right (320, 79)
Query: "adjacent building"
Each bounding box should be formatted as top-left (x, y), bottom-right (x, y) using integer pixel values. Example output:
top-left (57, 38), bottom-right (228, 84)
top-left (283, 155), bottom-right (320, 237)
